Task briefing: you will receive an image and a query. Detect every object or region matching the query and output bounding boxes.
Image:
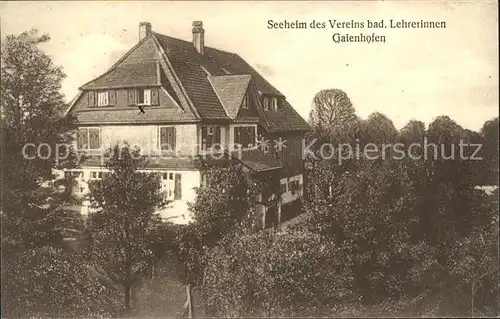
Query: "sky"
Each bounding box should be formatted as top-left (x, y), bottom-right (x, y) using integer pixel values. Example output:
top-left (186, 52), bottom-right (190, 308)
top-left (1, 1), bottom-right (498, 131)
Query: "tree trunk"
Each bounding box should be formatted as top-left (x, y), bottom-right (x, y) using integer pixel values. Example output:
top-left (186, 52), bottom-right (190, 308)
top-left (124, 282), bottom-right (132, 311)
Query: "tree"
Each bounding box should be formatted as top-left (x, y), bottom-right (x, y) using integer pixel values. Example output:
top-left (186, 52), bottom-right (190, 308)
top-left (480, 117), bottom-right (499, 185)
top-left (85, 144), bottom-right (166, 310)
top-left (1, 246), bottom-right (123, 318)
top-left (1, 29), bottom-right (77, 253)
top-left (358, 112), bottom-right (398, 145)
top-left (202, 227), bottom-right (355, 317)
top-left (399, 120), bottom-right (426, 145)
top-left (176, 164), bottom-right (264, 285)
top-left (308, 89), bottom-right (359, 142)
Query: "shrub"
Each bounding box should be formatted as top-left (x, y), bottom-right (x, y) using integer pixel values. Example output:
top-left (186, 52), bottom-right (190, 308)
top-left (1, 246), bottom-right (123, 318)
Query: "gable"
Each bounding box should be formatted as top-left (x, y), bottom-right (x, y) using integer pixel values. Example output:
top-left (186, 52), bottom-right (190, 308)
top-left (210, 74), bottom-right (251, 119)
top-left (235, 85), bottom-right (260, 121)
top-left (68, 25), bottom-right (309, 132)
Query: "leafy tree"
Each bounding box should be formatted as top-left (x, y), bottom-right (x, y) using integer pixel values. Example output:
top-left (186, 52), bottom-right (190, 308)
top-left (177, 164), bottom-right (264, 285)
top-left (480, 117), bottom-right (499, 185)
top-left (1, 29), bottom-right (77, 253)
top-left (85, 144), bottom-right (166, 310)
top-left (308, 89), bottom-right (359, 143)
top-left (202, 227), bottom-right (356, 317)
top-left (1, 246), bottom-right (123, 318)
top-left (358, 112), bottom-right (398, 145)
top-left (188, 164), bottom-right (263, 245)
top-left (307, 158), bottom-right (438, 307)
top-left (399, 120), bottom-right (426, 145)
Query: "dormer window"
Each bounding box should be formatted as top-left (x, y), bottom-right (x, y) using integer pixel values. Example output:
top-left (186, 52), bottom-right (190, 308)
top-left (97, 92), bottom-right (109, 106)
top-left (263, 97), bottom-right (270, 111)
top-left (262, 96), bottom-right (281, 111)
top-left (137, 88), bottom-right (151, 105)
top-left (271, 97), bottom-right (279, 111)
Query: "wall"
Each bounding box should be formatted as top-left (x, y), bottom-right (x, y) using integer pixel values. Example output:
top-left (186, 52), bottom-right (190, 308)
top-left (280, 173), bottom-right (304, 204)
top-left (75, 124), bottom-right (198, 156)
top-left (259, 131), bottom-right (305, 177)
top-left (65, 167), bottom-right (200, 225)
top-left (72, 86), bottom-right (178, 111)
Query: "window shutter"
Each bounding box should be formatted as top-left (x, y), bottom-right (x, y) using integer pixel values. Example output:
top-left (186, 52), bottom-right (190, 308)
top-left (246, 127), bottom-right (254, 147)
top-left (89, 128), bottom-right (100, 149)
top-left (202, 126), bottom-right (208, 150)
top-left (167, 127), bottom-right (176, 150)
top-left (174, 173), bottom-right (182, 200)
top-left (215, 126), bottom-right (221, 149)
top-left (88, 91), bottom-right (96, 107)
top-left (234, 127), bottom-right (240, 145)
top-left (151, 88), bottom-right (159, 106)
top-left (109, 90), bottom-right (116, 105)
top-left (127, 89), bottom-right (136, 105)
top-left (77, 129), bottom-right (87, 149)
top-left (160, 127), bottom-right (168, 150)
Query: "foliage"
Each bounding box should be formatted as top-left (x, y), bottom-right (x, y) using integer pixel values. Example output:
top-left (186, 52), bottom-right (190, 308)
top-left (1, 246), bottom-right (123, 318)
top-left (188, 164), bottom-right (263, 245)
top-left (305, 159), bottom-right (439, 309)
top-left (308, 88), bottom-right (359, 143)
top-left (358, 112), bottom-right (399, 145)
top-left (85, 144), bottom-right (166, 310)
top-left (1, 29), bottom-right (77, 253)
top-left (175, 165), bottom-right (264, 285)
top-left (480, 117), bottom-right (499, 185)
top-left (202, 227), bottom-right (356, 317)
top-left (301, 104), bottom-right (499, 316)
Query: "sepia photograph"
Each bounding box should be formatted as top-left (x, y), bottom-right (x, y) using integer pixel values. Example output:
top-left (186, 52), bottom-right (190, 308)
top-left (1, 1), bottom-right (498, 317)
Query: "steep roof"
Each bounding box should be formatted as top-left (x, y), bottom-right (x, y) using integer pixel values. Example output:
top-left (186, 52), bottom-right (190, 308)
top-left (152, 32), bottom-right (310, 132)
top-left (210, 74), bottom-right (251, 119)
top-left (70, 27), bottom-right (310, 132)
top-left (80, 61), bottom-right (160, 90)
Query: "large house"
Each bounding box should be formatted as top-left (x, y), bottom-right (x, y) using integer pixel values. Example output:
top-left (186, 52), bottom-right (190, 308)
top-left (64, 21), bottom-right (310, 226)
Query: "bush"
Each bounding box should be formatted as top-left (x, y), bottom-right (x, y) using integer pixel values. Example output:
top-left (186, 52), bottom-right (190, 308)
top-left (1, 246), bottom-right (123, 318)
top-left (202, 227), bottom-right (357, 317)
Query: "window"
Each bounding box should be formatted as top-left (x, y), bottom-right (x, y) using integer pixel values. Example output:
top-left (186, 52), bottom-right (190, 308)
top-left (242, 93), bottom-right (250, 109)
top-left (159, 126), bottom-right (176, 151)
top-left (77, 128), bottom-right (101, 150)
top-left (90, 171), bottom-right (103, 180)
top-left (127, 88), bottom-right (159, 106)
top-left (202, 126), bottom-right (221, 150)
top-left (138, 89), bottom-right (151, 105)
top-left (263, 144), bottom-right (269, 155)
top-left (160, 172), bottom-right (182, 200)
top-left (97, 92), bottom-right (109, 106)
top-left (263, 97), bottom-right (270, 111)
top-left (271, 97), bottom-right (279, 111)
top-left (234, 126), bottom-right (256, 148)
top-left (88, 90), bottom-right (115, 107)
top-left (280, 181), bottom-right (287, 194)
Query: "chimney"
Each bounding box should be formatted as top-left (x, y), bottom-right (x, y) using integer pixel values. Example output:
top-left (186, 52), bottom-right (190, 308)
top-left (139, 22), bottom-right (152, 41)
top-left (192, 21), bottom-right (204, 54)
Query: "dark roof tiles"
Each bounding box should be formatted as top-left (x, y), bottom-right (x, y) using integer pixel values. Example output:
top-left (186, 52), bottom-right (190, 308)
top-left (210, 74), bottom-right (251, 119)
top-left (81, 61), bottom-right (160, 90)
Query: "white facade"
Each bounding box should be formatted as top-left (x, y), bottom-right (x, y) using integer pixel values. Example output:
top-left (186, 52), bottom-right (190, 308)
top-left (280, 174), bottom-right (304, 204)
top-left (64, 167), bottom-right (200, 224)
